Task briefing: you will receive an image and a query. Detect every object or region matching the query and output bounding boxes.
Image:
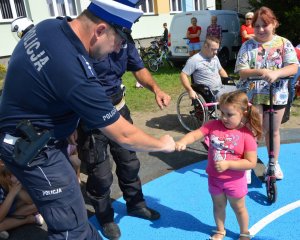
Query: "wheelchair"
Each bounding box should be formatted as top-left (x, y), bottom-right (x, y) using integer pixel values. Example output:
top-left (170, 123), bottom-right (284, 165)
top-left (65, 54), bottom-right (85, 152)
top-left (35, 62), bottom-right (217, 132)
top-left (176, 77), bottom-right (235, 132)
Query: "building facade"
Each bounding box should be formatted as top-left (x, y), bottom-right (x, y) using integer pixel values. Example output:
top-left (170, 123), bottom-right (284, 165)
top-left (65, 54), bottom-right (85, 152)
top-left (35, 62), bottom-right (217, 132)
top-left (0, 0), bottom-right (250, 61)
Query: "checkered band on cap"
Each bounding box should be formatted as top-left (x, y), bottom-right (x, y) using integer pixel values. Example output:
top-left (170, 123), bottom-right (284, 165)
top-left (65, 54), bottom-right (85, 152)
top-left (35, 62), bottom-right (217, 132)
top-left (114, 0), bottom-right (143, 7)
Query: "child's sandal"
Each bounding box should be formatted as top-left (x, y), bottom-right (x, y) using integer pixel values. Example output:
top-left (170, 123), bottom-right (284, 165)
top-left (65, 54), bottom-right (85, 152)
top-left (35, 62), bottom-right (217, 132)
top-left (238, 232), bottom-right (254, 239)
top-left (209, 230), bottom-right (226, 240)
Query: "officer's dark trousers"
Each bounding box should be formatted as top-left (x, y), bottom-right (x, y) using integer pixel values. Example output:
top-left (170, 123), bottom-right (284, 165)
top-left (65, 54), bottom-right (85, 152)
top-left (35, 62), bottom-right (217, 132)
top-left (0, 135), bottom-right (101, 240)
top-left (84, 104), bottom-right (146, 225)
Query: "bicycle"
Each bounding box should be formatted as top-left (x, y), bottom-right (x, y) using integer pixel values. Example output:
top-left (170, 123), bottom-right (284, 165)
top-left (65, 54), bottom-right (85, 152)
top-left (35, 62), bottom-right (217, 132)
top-left (136, 39), bottom-right (159, 63)
top-left (147, 42), bottom-right (174, 72)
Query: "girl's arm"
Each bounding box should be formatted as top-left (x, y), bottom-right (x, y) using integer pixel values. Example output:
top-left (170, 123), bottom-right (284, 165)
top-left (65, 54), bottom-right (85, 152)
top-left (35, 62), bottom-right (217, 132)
top-left (239, 64), bottom-right (298, 83)
top-left (175, 129), bottom-right (204, 151)
top-left (0, 183), bottom-right (22, 221)
top-left (215, 150), bottom-right (257, 172)
top-left (262, 64), bottom-right (298, 83)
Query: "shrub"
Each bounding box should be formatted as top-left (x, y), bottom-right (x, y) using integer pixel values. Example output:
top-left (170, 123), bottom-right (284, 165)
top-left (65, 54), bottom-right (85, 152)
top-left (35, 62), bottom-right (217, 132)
top-left (0, 64), bottom-right (6, 89)
top-left (0, 63), bottom-right (6, 73)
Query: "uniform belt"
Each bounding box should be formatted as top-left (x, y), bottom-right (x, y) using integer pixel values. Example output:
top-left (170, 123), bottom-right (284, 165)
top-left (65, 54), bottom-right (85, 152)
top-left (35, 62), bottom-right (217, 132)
top-left (3, 133), bottom-right (64, 147)
top-left (115, 97), bottom-right (125, 111)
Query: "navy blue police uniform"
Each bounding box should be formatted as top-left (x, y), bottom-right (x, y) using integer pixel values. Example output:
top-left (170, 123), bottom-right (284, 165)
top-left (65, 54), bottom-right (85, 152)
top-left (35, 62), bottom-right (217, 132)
top-left (78, 42), bottom-right (146, 225)
top-left (0, 17), bottom-right (120, 240)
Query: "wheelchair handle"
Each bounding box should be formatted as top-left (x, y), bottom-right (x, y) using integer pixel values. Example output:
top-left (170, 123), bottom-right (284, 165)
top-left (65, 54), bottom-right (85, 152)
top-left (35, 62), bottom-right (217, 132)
top-left (202, 102), bottom-right (219, 107)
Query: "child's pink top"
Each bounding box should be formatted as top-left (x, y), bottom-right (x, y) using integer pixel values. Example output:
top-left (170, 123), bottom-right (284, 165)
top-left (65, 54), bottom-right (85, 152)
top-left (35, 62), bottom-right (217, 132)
top-left (200, 120), bottom-right (257, 179)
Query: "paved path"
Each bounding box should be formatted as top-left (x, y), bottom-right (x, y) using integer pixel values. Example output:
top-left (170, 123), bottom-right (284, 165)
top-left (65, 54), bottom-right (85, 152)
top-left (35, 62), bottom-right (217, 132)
top-left (4, 129), bottom-right (300, 240)
top-left (91, 143), bottom-right (300, 239)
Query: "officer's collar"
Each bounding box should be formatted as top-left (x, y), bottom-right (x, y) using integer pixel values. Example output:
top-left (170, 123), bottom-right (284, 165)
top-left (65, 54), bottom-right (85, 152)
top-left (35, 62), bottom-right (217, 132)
top-left (60, 17), bottom-right (91, 59)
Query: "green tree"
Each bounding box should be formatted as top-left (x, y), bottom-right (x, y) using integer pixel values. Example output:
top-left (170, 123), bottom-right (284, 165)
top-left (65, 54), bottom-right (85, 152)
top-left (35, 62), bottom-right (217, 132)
top-left (248, 0), bottom-right (300, 45)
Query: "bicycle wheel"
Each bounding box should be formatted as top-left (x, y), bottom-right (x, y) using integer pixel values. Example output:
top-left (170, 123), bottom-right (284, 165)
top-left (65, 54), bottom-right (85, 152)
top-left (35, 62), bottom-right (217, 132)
top-left (142, 51), bottom-right (156, 63)
top-left (166, 58), bottom-right (174, 68)
top-left (166, 52), bottom-right (174, 68)
top-left (177, 92), bottom-right (208, 132)
top-left (148, 58), bottom-right (159, 72)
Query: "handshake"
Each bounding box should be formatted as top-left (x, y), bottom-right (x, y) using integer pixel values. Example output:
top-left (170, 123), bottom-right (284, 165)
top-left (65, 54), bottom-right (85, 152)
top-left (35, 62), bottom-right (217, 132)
top-left (158, 135), bottom-right (188, 153)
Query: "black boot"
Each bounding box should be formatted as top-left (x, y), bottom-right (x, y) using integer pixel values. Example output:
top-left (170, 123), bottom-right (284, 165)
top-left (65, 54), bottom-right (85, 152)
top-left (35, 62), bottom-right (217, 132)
top-left (127, 207), bottom-right (160, 220)
top-left (102, 222), bottom-right (121, 240)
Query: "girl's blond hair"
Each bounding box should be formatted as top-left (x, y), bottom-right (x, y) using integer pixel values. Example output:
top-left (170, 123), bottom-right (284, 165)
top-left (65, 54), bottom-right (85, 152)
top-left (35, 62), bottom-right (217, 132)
top-left (219, 91), bottom-right (262, 139)
top-left (0, 161), bottom-right (12, 192)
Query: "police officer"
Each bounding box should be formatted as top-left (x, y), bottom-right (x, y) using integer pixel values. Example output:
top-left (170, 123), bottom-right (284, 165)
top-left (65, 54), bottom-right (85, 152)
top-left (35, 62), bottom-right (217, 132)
top-left (0, 1), bottom-right (175, 239)
top-left (77, 1), bottom-right (171, 239)
top-left (11, 17), bottom-right (34, 39)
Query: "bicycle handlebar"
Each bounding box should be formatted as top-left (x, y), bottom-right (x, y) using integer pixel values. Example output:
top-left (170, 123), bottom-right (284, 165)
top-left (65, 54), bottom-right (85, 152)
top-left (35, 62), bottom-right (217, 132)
top-left (247, 76), bottom-right (294, 81)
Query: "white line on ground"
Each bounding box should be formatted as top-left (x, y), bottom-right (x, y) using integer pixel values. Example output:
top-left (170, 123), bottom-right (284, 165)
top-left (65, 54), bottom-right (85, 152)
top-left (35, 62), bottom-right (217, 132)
top-left (249, 200), bottom-right (300, 236)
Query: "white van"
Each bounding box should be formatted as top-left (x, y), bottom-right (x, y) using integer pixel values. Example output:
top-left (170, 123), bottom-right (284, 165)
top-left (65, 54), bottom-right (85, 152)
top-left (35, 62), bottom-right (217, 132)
top-left (168, 10), bottom-right (242, 67)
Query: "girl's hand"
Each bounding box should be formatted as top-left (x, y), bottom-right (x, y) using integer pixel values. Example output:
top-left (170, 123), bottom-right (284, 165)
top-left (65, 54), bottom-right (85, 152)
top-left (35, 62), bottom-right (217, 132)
top-left (175, 141), bottom-right (186, 151)
top-left (260, 69), bottom-right (279, 83)
top-left (9, 181), bottom-right (22, 196)
top-left (215, 160), bottom-right (229, 172)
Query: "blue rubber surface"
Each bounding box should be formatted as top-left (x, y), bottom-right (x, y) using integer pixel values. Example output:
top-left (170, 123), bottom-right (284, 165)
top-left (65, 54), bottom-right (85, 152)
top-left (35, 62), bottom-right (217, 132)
top-left (90, 143), bottom-right (300, 239)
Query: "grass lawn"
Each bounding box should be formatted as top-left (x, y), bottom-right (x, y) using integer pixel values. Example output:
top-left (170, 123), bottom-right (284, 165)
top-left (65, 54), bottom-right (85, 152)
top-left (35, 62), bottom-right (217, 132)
top-left (291, 97), bottom-right (300, 117)
top-left (1, 62), bottom-right (299, 116)
top-left (122, 61), bottom-right (237, 112)
top-left (122, 65), bottom-right (183, 112)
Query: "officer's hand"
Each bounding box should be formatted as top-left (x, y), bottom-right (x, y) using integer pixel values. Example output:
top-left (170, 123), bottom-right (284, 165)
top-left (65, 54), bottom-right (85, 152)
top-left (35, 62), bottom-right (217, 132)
top-left (159, 135), bottom-right (175, 152)
top-left (155, 90), bottom-right (171, 110)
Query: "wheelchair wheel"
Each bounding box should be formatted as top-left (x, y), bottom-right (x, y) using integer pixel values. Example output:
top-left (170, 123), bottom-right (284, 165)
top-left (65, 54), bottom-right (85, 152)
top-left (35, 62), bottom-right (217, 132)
top-left (177, 92), bottom-right (208, 132)
top-left (166, 53), bottom-right (174, 68)
top-left (148, 58), bottom-right (159, 72)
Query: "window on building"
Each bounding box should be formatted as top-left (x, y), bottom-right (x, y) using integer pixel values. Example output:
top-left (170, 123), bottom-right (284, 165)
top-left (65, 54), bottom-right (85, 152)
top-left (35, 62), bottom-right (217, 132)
top-left (139, 0), bottom-right (154, 15)
top-left (46, 0), bottom-right (78, 17)
top-left (0, 0), bottom-right (27, 20)
top-left (194, 0), bottom-right (201, 10)
top-left (170, 0), bottom-right (182, 13)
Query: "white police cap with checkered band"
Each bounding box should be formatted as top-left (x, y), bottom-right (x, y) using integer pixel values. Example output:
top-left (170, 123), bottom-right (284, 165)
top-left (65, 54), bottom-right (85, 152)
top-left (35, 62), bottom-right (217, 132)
top-left (87, 0), bottom-right (143, 42)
